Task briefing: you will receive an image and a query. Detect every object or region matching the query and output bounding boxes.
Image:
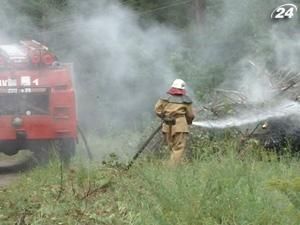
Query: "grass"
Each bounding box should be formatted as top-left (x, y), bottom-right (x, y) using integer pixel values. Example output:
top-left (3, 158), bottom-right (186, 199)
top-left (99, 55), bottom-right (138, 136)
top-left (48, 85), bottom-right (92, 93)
top-left (1, 135), bottom-right (300, 225)
top-left (124, 158), bottom-right (300, 225)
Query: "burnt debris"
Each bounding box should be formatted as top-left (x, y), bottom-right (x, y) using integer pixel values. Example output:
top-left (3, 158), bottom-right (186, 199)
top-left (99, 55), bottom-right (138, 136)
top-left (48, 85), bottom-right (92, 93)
top-left (198, 65), bottom-right (300, 154)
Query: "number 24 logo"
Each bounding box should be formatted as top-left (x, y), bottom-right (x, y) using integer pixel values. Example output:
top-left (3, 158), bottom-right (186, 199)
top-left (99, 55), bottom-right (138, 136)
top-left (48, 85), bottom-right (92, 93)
top-left (271, 4), bottom-right (298, 19)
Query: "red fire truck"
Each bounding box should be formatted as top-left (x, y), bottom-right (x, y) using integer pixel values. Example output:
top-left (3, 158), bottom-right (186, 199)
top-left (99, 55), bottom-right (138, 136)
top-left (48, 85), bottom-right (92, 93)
top-left (0, 40), bottom-right (77, 161)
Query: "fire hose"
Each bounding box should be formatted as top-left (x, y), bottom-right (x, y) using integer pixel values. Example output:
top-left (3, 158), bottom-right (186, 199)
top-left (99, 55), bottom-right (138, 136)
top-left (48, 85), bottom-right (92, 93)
top-left (127, 115), bottom-right (178, 169)
top-left (127, 123), bottom-right (162, 169)
top-left (77, 125), bottom-right (93, 161)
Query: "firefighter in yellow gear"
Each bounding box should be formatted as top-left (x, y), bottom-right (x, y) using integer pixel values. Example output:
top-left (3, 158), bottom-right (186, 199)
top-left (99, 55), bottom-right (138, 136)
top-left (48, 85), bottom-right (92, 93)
top-left (155, 79), bottom-right (195, 165)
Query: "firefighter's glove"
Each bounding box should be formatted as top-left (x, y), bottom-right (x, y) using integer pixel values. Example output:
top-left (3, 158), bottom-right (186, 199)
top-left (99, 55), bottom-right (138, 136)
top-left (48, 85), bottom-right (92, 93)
top-left (163, 116), bottom-right (176, 126)
top-left (186, 116), bottom-right (194, 125)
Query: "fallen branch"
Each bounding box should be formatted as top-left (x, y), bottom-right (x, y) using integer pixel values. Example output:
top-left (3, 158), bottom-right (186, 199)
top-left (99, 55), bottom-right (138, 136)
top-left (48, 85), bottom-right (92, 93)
top-left (237, 122), bottom-right (262, 158)
top-left (80, 180), bottom-right (112, 200)
top-left (56, 157), bottom-right (64, 201)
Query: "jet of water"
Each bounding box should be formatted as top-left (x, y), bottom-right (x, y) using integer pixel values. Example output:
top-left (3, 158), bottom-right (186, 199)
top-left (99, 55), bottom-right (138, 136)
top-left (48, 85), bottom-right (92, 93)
top-left (193, 101), bottom-right (300, 129)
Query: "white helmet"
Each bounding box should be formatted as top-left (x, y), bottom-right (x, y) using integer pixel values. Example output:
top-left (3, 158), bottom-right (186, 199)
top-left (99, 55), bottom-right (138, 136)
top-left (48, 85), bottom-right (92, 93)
top-left (171, 79), bottom-right (186, 90)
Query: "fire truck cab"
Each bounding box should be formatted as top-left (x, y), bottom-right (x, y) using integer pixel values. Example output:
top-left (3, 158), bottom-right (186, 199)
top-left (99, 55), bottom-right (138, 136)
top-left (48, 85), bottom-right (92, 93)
top-left (0, 40), bottom-right (77, 161)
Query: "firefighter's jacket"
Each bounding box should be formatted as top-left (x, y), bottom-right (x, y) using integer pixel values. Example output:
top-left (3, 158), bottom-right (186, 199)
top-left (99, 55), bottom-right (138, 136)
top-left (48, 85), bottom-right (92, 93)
top-left (155, 94), bottom-right (194, 135)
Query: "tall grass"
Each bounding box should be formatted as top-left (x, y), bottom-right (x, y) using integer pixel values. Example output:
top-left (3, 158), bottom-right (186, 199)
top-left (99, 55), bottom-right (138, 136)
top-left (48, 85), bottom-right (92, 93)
top-left (1, 136), bottom-right (300, 225)
top-left (120, 138), bottom-right (300, 225)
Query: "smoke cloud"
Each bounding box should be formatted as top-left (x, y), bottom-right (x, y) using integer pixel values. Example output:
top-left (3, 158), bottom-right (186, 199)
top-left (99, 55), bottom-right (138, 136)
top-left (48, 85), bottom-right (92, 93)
top-left (58, 1), bottom-right (181, 132)
top-left (188, 0), bottom-right (300, 131)
top-left (1, 0), bottom-right (300, 159)
top-left (200, 1), bottom-right (300, 103)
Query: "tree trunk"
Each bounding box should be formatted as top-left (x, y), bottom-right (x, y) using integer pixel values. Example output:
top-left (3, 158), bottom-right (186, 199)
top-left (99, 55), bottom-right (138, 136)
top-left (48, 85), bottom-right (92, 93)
top-left (194, 0), bottom-right (206, 27)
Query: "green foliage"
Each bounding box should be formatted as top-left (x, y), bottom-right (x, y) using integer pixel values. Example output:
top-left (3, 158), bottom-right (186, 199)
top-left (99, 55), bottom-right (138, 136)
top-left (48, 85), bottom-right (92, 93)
top-left (120, 0), bottom-right (194, 27)
top-left (0, 160), bottom-right (125, 225)
top-left (0, 0), bottom-right (68, 40)
top-left (1, 137), bottom-right (300, 224)
top-left (122, 146), bottom-right (300, 225)
top-left (171, 48), bottom-right (228, 99)
top-left (268, 178), bottom-right (300, 211)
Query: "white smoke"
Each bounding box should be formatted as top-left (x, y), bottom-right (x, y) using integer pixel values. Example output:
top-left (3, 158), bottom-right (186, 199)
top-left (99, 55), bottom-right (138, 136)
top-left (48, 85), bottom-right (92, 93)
top-left (193, 0), bottom-right (300, 128)
top-left (0, 0), bottom-right (186, 160)
top-left (1, 0), bottom-right (299, 158)
top-left (57, 1), bottom-right (182, 130)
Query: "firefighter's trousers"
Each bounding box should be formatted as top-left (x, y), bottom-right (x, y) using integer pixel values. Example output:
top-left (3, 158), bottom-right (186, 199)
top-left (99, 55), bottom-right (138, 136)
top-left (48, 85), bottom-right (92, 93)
top-left (165, 132), bottom-right (187, 165)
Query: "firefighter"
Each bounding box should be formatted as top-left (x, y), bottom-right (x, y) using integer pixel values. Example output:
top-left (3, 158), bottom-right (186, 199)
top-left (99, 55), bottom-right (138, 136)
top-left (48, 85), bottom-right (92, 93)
top-left (154, 79), bottom-right (195, 165)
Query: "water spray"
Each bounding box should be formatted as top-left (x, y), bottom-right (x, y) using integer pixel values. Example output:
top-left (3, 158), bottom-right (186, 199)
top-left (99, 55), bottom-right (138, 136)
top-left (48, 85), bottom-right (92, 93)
top-left (192, 101), bottom-right (300, 129)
